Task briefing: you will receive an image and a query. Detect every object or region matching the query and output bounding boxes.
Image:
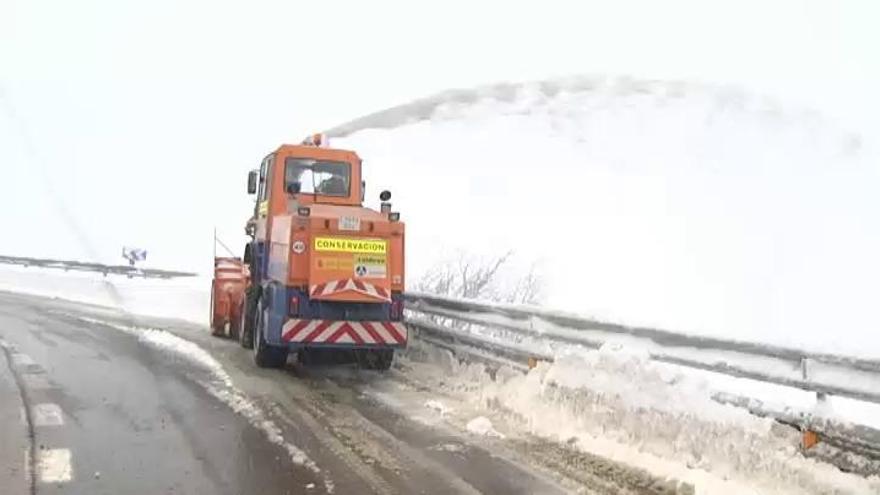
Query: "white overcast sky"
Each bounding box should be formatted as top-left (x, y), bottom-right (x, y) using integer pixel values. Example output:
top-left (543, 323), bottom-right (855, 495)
top-left (1, 0), bottom-right (879, 267)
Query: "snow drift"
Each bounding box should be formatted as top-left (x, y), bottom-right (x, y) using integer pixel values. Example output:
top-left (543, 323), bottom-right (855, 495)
top-left (398, 339), bottom-right (880, 494)
top-left (328, 75), bottom-right (879, 357)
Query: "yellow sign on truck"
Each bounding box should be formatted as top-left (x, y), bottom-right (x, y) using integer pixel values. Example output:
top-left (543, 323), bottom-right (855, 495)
top-left (314, 237), bottom-right (387, 254)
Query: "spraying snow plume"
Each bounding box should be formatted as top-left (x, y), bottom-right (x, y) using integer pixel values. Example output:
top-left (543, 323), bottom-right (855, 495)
top-left (332, 75), bottom-right (879, 357)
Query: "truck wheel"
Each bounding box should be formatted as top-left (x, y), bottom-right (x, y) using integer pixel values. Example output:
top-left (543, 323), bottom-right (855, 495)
top-left (374, 349), bottom-right (394, 371)
top-left (298, 349), bottom-right (317, 366)
top-left (209, 286), bottom-right (224, 337)
top-left (228, 301), bottom-right (241, 340)
top-left (239, 287), bottom-right (255, 349)
top-left (253, 300), bottom-right (288, 368)
top-left (357, 349), bottom-right (394, 371)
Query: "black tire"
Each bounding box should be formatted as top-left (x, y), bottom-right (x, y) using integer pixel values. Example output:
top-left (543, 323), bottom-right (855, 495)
top-left (239, 287), bottom-right (256, 349)
top-left (228, 301), bottom-right (241, 340)
top-left (375, 349), bottom-right (394, 371)
top-left (253, 300), bottom-right (288, 368)
top-left (357, 349), bottom-right (394, 371)
top-left (298, 348), bottom-right (318, 366)
top-left (209, 285), bottom-right (224, 337)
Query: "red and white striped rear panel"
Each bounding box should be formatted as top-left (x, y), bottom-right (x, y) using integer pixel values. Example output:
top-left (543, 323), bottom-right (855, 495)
top-left (309, 279), bottom-right (391, 302)
top-left (282, 319), bottom-right (407, 346)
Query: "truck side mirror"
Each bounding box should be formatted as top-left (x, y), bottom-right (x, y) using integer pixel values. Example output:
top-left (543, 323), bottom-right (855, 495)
top-left (380, 190), bottom-right (392, 213)
top-left (247, 170), bottom-right (258, 194)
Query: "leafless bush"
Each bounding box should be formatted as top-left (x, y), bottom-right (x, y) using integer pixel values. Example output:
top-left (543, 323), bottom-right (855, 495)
top-left (502, 262), bottom-right (542, 305)
top-left (415, 251), bottom-right (542, 305)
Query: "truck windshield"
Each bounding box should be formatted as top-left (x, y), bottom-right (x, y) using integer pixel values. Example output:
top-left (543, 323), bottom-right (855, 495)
top-left (285, 158), bottom-right (351, 197)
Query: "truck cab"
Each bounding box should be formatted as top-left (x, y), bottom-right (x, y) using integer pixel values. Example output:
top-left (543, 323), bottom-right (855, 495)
top-left (240, 135), bottom-right (406, 369)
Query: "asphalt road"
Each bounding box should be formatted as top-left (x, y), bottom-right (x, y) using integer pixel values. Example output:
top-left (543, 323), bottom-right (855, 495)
top-left (0, 291), bottom-right (593, 495)
top-left (0, 292), bottom-right (316, 495)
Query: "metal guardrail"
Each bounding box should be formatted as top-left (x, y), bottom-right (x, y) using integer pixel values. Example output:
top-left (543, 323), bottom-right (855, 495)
top-left (404, 292), bottom-right (880, 405)
top-left (403, 291), bottom-right (880, 472)
top-left (0, 255), bottom-right (197, 279)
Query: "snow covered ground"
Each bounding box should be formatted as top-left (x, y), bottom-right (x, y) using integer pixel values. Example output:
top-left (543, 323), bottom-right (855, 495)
top-left (407, 301), bottom-right (880, 432)
top-left (370, 342), bottom-right (880, 494)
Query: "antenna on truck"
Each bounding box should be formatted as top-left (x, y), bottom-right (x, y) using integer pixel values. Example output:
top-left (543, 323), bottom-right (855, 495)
top-left (213, 228), bottom-right (237, 258)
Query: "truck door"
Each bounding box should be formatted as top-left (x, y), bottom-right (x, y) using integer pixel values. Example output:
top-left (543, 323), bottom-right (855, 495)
top-left (252, 154), bottom-right (275, 282)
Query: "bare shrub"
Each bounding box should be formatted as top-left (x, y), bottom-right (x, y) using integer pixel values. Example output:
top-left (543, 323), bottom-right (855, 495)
top-left (415, 251), bottom-right (542, 305)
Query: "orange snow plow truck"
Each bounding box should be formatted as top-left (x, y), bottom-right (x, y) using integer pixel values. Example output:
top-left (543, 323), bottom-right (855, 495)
top-left (210, 134), bottom-right (406, 370)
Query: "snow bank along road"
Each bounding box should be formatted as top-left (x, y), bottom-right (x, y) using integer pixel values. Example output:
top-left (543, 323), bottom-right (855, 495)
top-left (0, 290), bottom-right (706, 495)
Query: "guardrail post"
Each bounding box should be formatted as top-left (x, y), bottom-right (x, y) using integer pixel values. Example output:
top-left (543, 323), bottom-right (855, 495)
top-left (801, 391), bottom-right (830, 450)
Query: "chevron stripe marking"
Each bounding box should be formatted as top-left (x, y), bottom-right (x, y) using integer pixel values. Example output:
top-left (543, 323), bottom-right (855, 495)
top-left (381, 321), bottom-right (405, 344)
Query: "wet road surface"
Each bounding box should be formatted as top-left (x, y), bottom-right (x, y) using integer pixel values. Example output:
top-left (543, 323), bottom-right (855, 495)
top-left (0, 292), bottom-right (317, 495)
top-left (0, 291), bottom-right (578, 495)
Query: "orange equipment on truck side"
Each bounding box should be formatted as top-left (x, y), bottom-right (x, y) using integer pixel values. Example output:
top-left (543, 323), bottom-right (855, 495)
top-left (209, 134), bottom-right (407, 370)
